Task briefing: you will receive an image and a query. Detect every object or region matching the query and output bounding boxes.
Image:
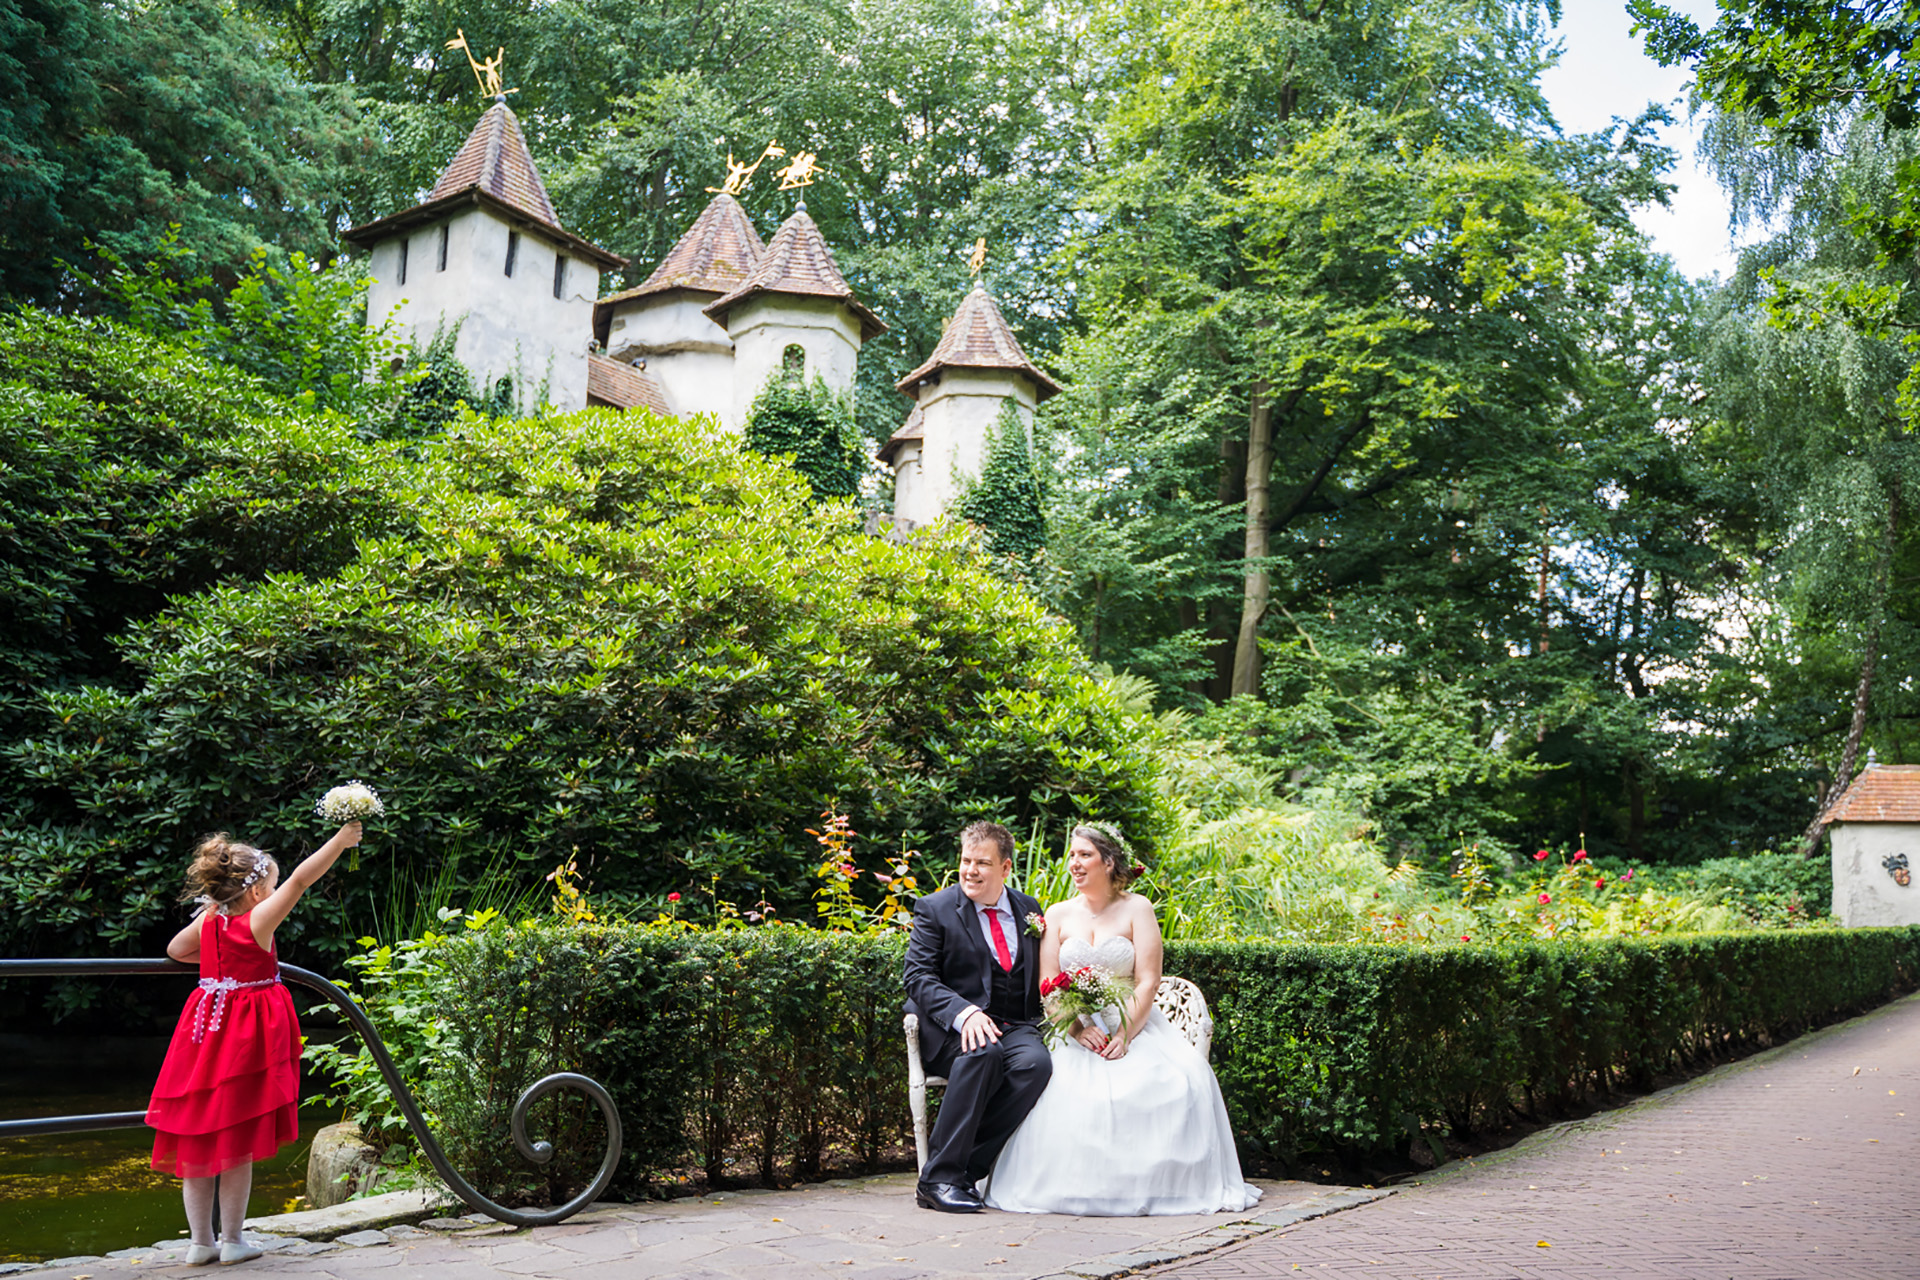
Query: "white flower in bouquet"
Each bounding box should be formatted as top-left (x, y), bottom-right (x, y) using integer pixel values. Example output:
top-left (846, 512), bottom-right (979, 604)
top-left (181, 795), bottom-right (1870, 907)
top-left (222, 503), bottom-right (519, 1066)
top-left (315, 781), bottom-right (385, 825)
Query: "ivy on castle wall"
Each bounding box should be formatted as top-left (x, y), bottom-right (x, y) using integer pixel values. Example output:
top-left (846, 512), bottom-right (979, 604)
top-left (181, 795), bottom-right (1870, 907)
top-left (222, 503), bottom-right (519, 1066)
top-left (743, 372), bottom-right (867, 502)
top-left (957, 399), bottom-right (1047, 561)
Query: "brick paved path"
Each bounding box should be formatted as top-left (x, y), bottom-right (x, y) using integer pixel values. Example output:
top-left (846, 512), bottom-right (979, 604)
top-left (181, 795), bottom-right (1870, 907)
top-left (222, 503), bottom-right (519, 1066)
top-left (1150, 992), bottom-right (1920, 1280)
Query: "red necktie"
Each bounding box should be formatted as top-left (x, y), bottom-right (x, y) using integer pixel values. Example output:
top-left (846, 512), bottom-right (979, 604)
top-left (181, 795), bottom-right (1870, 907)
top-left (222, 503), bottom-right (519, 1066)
top-left (983, 905), bottom-right (1013, 971)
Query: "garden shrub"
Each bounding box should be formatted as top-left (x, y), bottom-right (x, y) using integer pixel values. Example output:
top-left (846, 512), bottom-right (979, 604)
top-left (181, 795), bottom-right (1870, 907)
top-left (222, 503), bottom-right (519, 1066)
top-left (3, 354), bottom-right (1167, 965)
top-left (318, 918), bottom-right (1920, 1203)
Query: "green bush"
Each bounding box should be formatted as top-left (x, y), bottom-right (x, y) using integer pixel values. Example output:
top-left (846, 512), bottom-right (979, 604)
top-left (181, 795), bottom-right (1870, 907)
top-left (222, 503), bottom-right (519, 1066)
top-left (3, 334), bottom-right (1167, 964)
top-left (1656, 850), bottom-right (1833, 922)
top-left (743, 374), bottom-right (866, 502)
top-left (315, 917), bottom-right (1920, 1202)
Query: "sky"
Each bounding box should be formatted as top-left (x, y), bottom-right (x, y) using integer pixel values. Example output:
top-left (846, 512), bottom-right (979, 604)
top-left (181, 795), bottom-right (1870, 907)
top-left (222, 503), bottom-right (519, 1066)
top-left (1538, 0), bottom-right (1744, 281)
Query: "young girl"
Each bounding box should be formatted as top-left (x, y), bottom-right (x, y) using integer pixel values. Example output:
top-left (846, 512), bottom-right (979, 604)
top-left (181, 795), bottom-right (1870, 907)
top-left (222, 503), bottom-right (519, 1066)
top-left (147, 821), bottom-right (361, 1265)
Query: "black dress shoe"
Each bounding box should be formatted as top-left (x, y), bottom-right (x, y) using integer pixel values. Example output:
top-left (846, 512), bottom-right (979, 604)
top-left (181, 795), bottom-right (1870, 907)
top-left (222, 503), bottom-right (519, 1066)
top-left (915, 1180), bottom-right (984, 1213)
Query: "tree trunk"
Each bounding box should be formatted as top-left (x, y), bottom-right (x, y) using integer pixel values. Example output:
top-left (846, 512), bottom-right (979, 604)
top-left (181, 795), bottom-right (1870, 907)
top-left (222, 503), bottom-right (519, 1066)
top-left (1207, 427), bottom-right (1246, 701)
top-left (1231, 384), bottom-right (1274, 697)
top-left (1800, 484), bottom-right (1902, 856)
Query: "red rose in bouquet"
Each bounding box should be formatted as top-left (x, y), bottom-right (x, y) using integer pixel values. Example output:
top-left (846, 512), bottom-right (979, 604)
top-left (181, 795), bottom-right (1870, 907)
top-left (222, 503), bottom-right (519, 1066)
top-left (1040, 964), bottom-right (1134, 1046)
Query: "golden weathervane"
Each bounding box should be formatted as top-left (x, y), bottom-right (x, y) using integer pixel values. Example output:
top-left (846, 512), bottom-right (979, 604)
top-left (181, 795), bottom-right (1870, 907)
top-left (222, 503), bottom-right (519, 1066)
top-left (967, 237), bottom-right (987, 276)
top-left (446, 30), bottom-right (514, 99)
top-left (708, 142), bottom-right (787, 196)
top-left (776, 150), bottom-right (826, 190)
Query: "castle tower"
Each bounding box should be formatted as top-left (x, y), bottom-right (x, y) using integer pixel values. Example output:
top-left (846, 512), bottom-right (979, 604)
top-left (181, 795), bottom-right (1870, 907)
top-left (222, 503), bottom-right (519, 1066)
top-left (703, 202), bottom-right (886, 433)
top-left (591, 193), bottom-right (765, 423)
top-left (343, 99), bottom-right (627, 413)
top-left (882, 282), bottom-right (1061, 528)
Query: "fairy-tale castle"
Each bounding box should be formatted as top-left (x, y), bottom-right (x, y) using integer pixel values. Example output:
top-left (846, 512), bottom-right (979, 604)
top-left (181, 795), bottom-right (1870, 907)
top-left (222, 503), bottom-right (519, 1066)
top-left (345, 96), bottom-right (1057, 527)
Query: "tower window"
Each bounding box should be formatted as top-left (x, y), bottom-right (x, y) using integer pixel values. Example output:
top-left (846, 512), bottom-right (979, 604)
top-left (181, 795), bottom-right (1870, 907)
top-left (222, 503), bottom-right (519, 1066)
top-left (397, 237), bottom-right (408, 286)
top-left (437, 225), bottom-right (449, 272)
top-left (504, 231), bottom-right (520, 277)
top-left (552, 254), bottom-right (568, 299)
top-left (782, 343), bottom-right (806, 378)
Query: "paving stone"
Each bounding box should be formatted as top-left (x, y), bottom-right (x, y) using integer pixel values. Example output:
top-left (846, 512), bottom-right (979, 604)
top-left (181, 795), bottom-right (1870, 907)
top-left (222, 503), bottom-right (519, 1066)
top-left (280, 1241), bottom-right (341, 1256)
top-left (385, 1225), bottom-right (430, 1240)
top-left (417, 1218), bottom-right (476, 1232)
top-left (42, 1257), bottom-right (103, 1266)
top-left (0, 1265), bottom-right (33, 1275)
top-left (334, 1229), bottom-right (392, 1248)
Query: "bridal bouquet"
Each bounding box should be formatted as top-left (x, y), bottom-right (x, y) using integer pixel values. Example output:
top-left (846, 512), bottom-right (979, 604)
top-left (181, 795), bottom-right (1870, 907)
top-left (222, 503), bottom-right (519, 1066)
top-left (315, 781), bottom-right (385, 825)
top-left (1039, 965), bottom-right (1134, 1046)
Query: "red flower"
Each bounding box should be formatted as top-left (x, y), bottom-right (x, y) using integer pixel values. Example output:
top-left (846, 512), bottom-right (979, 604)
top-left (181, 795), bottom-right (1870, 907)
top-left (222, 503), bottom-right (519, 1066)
top-left (1594, 879), bottom-right (1606, 890)
top-left (1538, 892), bottom-right (1552, 905)
top-left (667, 892), bottom-right (681, 903)
top-left (1461, 935), bottom-right (1472, 943)
top-left (1572, 849), bottom-right (1588, 862)
top-left (1534, 850), bottom-right (1550, 861)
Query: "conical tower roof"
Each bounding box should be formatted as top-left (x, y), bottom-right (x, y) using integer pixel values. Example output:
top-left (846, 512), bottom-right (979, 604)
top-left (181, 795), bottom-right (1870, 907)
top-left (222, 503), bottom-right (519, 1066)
top-left (619, 193), bottom-right (765, 300)
top-left (876, 400), bottom-right (924, 465)
top-left (896, 281), bottom-right (1060, 401)
top-left (704, 203), bottom-right (886, 341)
top-left (594, 193), bottom-right (766, 347)
top-left (428, 100), bottom-right (560, 226)
top-left (342, 99), bottom-right (624, 269)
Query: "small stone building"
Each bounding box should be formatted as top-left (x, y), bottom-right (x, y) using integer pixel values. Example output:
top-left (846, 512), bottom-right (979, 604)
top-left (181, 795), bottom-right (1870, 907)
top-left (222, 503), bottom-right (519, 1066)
top-left (1827, 764), bottom-right (1920, 927)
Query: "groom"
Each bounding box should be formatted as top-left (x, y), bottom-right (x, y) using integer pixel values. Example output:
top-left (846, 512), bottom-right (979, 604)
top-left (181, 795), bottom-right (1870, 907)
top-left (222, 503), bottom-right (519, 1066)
top-left (903, 820), bottom-right (1051, 1213)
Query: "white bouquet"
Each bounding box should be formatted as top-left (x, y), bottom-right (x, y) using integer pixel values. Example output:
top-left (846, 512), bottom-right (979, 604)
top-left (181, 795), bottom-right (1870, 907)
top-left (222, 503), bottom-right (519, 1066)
top-left (315, 781), bottom-right (385, 825)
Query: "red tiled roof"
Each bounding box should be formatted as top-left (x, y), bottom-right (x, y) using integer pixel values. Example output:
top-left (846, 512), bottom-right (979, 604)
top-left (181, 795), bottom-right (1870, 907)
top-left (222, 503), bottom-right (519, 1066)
top-left (430, 102), bottom-right (560, 227)
top-left (896, 282), bottom-right (1061, 401)
top-left (704, 204), bottom-right (886, 341)
top-left (1828, 765), bottom-right (1920, 824)
top-left (342, 101), bottom-right (625, 270)
top-left (586, 354), bottom-right (672, 415)
top-left (877, 402), bottom-right (924, 465)
top-left (612, 194), bottom-right (765, 302)
top-left (594, 194), bottom-right (766, 347)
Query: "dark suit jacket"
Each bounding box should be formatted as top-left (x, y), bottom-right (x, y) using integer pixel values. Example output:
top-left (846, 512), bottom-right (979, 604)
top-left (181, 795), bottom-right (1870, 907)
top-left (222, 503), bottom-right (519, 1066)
top-left (903, 882), bottom-right (1044, 1069)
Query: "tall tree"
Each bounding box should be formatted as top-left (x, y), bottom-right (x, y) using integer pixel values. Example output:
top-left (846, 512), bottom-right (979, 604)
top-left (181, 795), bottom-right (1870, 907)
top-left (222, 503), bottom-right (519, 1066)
top-left (0, 0), bottom-right (362, 303)
top-left (1639, 0), bottom-right (1920, 834)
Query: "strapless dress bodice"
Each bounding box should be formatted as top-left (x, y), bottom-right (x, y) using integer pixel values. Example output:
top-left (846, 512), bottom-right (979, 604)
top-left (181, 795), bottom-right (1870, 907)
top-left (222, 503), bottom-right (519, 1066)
top-left (1058, 935), bottom-right (1136, 979)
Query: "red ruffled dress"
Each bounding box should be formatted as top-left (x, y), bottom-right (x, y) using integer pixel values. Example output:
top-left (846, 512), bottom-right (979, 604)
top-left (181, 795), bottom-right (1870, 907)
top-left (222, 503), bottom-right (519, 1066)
top-left (147, 911), bottom-right (301, 1177)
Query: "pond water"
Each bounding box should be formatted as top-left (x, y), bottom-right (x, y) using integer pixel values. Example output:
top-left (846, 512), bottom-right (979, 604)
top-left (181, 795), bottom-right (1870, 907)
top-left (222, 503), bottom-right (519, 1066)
top-left (0, 1039), bottom-right (329, 1264)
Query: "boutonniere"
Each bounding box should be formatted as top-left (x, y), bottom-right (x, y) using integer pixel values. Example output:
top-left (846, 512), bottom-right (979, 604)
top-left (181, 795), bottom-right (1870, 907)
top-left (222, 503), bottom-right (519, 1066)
top-left (1024, 911), bottom-right (1046, 938)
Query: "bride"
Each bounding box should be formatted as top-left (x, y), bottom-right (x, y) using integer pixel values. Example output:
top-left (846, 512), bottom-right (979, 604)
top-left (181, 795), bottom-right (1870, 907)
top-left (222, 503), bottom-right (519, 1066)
top-left (982, 824), bottom-right (1263, 1216)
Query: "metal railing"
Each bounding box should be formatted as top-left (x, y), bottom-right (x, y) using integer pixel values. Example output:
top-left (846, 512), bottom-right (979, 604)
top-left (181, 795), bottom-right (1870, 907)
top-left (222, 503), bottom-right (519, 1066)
top-left (0, 957), bottom-right (623, 1228)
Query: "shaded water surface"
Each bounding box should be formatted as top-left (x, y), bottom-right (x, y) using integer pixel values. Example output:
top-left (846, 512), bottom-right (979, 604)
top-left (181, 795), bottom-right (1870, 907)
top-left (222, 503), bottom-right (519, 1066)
top-left (0, 1039), bottom-right (324, 1264)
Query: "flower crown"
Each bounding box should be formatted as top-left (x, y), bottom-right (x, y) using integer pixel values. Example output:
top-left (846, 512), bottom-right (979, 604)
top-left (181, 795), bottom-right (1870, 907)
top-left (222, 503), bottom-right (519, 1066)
top-left (195, 850), bottom-right (269, 914)
top-left (1076, 820), bottom-right (1148, 880)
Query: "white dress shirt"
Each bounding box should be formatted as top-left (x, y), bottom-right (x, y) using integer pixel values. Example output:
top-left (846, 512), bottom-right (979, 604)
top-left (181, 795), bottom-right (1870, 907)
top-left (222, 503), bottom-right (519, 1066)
top-left (955, 888), bottom-right (1019, 1032)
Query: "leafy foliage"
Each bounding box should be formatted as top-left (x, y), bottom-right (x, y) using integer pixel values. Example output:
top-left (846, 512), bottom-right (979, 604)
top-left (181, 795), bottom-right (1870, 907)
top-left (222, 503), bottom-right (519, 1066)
top-left (956, 400), bottom-right (1047, 563)
top-left (0, 319), bottom-right (1166, 971)
top-left (743, 374), bottom-right (867, 502)
top-left (0, 0), bottom-right (361, 304)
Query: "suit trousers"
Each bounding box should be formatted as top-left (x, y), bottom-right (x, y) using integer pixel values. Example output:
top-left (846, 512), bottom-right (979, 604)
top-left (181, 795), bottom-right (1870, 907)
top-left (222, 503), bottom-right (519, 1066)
top-left (922, 1021), bottom-right (1052, 1186)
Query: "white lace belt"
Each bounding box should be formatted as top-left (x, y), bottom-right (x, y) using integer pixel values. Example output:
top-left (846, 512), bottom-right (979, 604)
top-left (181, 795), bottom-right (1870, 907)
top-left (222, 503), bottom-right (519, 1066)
top-left (189, 972), bottom-right (281, 1043)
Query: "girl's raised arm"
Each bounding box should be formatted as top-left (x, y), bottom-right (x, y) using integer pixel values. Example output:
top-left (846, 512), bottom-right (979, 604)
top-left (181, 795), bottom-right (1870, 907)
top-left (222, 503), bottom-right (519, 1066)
top-left (250, 822), bottom-right (361, 949)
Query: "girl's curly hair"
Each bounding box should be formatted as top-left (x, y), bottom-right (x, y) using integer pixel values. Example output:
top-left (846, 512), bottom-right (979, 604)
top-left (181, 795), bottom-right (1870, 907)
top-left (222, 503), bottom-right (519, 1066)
top-left (180, 833), bottom-right (276, 912)
top-left (1071, 823), bottom-right (1139, 893)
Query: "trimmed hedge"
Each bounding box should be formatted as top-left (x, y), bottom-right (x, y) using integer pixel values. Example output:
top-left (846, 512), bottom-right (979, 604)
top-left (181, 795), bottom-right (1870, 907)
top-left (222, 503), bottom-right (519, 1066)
top-left (343, 922), bottom-right (1920, 1200)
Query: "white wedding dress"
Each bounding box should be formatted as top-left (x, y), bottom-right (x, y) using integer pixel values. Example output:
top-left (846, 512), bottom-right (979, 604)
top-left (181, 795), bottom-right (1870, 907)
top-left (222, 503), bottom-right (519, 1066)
top-left (982, 936), bottom-right (1263, 1216)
